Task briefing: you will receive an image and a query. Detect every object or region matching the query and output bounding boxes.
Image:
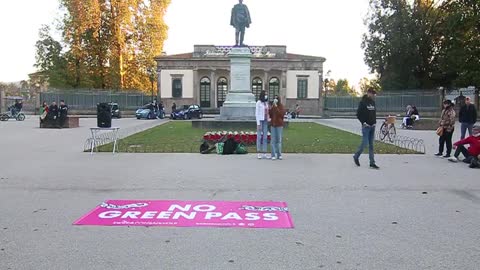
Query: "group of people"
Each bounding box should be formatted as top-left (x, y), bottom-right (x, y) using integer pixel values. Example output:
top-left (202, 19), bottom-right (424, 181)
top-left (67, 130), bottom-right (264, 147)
top-left (436, 97), bottom-right (479, 168)
top-left (40, 100), bottom-right (69, 127)
top-left (402, 105), bottom-right (420, 128)
top-left (353, 89), bottom-right (479, 170)
top-left (148, 99), bottom-right (164, 118)
top-left (255, 91), bottom-right (286, 160)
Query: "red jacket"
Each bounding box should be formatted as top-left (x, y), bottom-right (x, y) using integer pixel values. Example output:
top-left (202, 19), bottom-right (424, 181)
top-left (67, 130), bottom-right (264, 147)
top-left (454, 136), bottom-right (480, 156)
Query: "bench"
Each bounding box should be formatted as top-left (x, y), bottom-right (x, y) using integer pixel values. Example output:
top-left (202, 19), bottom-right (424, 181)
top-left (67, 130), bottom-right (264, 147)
top-left (408, 119), bottom-right (439, 130)
top-left (40, 116), bottom-right (80, 129)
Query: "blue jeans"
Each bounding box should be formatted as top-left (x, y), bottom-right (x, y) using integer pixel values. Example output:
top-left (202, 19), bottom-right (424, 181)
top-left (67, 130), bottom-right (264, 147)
top-left (354, 125), bottom-right (376, 165)
top-left (461, 123), bottom-right (474, 139)
top-left (257, 120), bottom-right (269, 152)
top-left (271, 127), bottom-right (283, 158)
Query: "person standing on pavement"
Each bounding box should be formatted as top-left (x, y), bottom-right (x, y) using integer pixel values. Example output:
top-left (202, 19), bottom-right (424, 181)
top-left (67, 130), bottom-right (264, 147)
top-left (436, 100), bottom-right (456, 158)
top-left (269, 95), bottom-right (286, 160)
top-left (459, 97), bottom-right (477, 139)
top-left (255, 90), bottom-right (270, 159)
top-left (353, 88), bottom-right (379, 169)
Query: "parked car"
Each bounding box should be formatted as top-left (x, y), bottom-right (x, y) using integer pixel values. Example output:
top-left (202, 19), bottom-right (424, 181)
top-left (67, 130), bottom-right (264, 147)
top-left (109, 103), bottom-right (121, 118)
top-left (135, 103), bottom-right (165, 120)
top-left (136, 104), bottom-right (156, 120)
top-left (170, 104), bottom-right (203, 120)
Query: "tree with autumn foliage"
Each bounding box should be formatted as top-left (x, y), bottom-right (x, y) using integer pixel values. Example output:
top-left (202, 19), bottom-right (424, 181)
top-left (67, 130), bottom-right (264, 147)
top-left (363, 0), bottom-right (480, 90)
top-left (35, 0), bottom-right (171, 92)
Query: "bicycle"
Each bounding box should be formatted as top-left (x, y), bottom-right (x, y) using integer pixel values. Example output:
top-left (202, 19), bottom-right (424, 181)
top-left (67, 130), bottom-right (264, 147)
top-left (379, 115), bottom-right (397, 142)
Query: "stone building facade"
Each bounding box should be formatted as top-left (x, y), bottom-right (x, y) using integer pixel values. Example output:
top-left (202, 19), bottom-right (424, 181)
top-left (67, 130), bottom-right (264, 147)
top-left (155, 45), bottom-right (326, 115)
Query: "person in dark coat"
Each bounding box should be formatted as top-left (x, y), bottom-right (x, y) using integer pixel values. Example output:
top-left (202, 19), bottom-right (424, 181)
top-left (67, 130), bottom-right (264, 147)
top-left (48, 101), bottom-right (59, 121)
top-left (13, 100), bottom-right (23, 115)
top-left (59, 100), bottom-right (68, 127)
top-left (353, 88), bottom-right (379, 169)
top-left (459, 97), bottom-right (477, 139)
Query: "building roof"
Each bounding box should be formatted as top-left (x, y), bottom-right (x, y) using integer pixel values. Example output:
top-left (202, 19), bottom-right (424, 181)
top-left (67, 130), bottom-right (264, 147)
top-left (155, 45), bottom-right (326, 62)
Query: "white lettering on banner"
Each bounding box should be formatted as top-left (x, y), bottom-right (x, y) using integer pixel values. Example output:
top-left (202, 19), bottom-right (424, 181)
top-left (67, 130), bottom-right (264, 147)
top-left (205, 212), bottom-right (223, 220)
top-left (205, 50), bottom-right (225, 57)
top-left (263, 213), bottom-right (279, 221)
top-left (203, 47), bottom-right (277, 58)
top-left (99, 211), bottom-right (122, 219)
top-left (245, 213), bottom-right (260, 221)
top-left (168, 204), bottom-right (192, 212)
top-left (221, 212), bottom-right (243, 221)
top-left (157, 211), bottom-right (173, 219)
top-left (193, 205), bottom-right (216, 212)
top-left (252, 52), bottom-right (276, 58)
top-left (121, 211), bottom-right (142, 219)
top-left (141, 211), bottom-right (157, 219)
top-left (173, 212), bottom-right (197, 220)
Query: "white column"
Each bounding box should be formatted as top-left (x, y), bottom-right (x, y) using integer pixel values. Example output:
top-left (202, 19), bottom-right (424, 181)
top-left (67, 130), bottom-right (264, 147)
top-left (193, 69), bottom-right (199, 104)
top-left (210, 70), bottom-right (216, 108)
top-left (156, 70), bottom-right (161, 100)
top-left (264, 70), bottom-right (269, 96)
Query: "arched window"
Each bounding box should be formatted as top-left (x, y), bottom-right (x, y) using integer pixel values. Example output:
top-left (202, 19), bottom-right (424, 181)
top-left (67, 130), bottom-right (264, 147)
top-left (217, 77), bottom-right (228, 107)
top-left (252, 77), bottom-right (263, 100)
top-left (200, 77), bottom-right (211, 108)
top-left (269, 77), bottom-right (280, 99)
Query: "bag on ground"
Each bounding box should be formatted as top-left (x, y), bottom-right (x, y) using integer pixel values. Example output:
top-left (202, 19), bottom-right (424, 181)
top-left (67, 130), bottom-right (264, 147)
top-left (235, 143), bottom-right (248, 155)
top-left (222, 138), bottom-right (238, 155)
top-left (216, 143), bottom-right (224, 155)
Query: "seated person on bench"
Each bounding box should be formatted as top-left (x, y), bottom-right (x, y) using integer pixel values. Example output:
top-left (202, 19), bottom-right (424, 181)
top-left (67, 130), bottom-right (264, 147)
top-left (403, 105), bottom-right (419, 128)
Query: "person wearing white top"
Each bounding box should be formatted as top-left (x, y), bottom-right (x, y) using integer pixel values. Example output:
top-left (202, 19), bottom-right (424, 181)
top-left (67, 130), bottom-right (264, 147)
top-left (255, 91), bottom-right (270, 159)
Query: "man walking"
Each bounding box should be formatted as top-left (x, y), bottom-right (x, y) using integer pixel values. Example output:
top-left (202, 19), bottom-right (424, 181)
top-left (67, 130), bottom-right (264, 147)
top-left (354, 88), bottom-right (379, 169)
top-left (459, 97), bottom-right (477, 139)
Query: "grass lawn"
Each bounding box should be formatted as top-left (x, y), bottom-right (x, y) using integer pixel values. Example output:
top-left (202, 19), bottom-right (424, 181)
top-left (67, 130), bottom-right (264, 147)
top-left (98, 121), bottom-right (415, 154)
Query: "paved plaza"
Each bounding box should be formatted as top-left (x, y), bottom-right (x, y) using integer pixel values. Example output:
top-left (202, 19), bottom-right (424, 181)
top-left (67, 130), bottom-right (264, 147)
top-left (0, 118), bottom-right (479, 270)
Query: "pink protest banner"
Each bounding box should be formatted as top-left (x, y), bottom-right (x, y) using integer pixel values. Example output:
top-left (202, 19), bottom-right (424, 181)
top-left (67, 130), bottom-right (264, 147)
top-left (74, 200), bottom-right (294, 229)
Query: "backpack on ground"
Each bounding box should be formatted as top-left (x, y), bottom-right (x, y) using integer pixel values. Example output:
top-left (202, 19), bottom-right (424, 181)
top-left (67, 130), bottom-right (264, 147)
top-left (222, 138), bottom-right (238, 155)
top-left (235, 143), bottom-right (248, 154)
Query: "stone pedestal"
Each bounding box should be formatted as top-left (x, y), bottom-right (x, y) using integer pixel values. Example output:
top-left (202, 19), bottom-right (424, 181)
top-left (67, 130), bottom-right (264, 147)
top-left (219, 47), bottom-right (256, 120)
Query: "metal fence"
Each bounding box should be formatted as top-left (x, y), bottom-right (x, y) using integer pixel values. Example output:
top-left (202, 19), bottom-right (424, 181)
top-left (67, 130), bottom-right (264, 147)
top-left (325, 92), bottom-right (440, 112)
top-left (40, 91), bottom-right (152, 110)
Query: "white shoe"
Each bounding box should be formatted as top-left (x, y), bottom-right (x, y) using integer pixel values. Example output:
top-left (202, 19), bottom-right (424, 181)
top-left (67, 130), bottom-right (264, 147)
top-left (278, 156), bottom-right (283, 160)
top-left (271, 156), bottom-right (277, 160)
top-left (257, 154), bottom-right (262, 159)
top-left (448, 157), bottom-right (458, 163)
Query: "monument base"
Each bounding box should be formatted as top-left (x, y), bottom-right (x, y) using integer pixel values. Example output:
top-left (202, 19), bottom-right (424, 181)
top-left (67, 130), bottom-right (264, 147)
top-left (218, 106), bottom-right (255, 120)
top-left (218, 46), bottom-right (257, 121)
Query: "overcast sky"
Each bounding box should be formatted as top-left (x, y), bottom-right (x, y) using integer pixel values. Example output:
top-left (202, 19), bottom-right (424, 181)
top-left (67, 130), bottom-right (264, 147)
top-left (0, 0), bottom-right (373, 87)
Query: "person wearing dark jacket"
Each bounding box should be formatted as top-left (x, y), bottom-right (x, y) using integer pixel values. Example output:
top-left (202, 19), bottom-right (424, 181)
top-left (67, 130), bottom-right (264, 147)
top-left (59, 100), bottom-right (68, 127)
top-left (48, 101), bottom-right (59, 121)
top-left (354, 88), bottom-right (379, 169)
top-left (459, 97), bottom-right (477, 139)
